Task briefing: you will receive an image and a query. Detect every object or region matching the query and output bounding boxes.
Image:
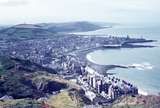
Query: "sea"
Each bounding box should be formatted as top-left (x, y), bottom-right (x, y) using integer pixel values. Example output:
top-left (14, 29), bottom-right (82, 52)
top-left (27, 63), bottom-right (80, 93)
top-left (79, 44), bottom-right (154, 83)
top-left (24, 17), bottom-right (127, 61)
top-left (74, 25), bottom-right (160, 95)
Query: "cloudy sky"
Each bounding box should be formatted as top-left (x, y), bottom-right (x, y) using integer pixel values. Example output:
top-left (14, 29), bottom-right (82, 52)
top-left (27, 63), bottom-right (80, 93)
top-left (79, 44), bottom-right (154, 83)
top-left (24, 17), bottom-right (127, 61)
top-left (0, 0), bottom-right (159, 25)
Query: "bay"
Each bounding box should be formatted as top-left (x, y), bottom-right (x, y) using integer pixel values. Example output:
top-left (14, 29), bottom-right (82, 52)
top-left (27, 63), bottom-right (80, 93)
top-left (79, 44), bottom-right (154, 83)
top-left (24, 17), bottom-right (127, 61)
top-left (78, 25), bottom-right (160, 95)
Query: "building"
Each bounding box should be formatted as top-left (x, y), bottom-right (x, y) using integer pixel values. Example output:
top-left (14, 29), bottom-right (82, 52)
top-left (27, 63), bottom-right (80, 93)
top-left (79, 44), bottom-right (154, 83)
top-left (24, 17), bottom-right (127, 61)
top-left (89, 75), bottom-right (96, 88)
top-left (85, 91), bottom-right (96, 102)
top-left (85, 66), bottom-right (101, 76)
top-left (108, 85), bottom-right (121, 100)
top-left (96, 80), bottom-right (103, 93)
top-left (102, 83), bottom-right (110, 94)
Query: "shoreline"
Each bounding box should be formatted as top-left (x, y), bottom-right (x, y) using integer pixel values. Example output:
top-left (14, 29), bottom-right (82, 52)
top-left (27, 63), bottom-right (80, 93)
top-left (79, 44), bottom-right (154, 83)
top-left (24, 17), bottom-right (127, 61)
top-left (85, 48), bottom-right (159, 96)
top-left (138, 89), bottom-right (148, 96)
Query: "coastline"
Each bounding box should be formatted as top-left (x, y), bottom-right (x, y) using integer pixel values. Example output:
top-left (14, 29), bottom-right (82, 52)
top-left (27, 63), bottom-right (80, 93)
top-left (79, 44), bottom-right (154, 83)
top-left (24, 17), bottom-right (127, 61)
top-left (138, 89), bottom-right (148, 96)
top-left (86, 48), bottom-right (159, 96)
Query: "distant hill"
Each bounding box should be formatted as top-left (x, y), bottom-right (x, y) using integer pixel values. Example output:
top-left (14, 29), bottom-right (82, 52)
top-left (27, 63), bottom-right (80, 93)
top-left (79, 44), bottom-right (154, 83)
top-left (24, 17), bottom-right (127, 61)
top-left (0, 24), bottom-right (54, 40)
top-left (13, 24), bottom-right (41, 29)
top-left (0, 26), bottom-right (8, 31)
top-left (93, 22), bottom-right (118, 27)
top-left (0, 27), bottom-right (3, 30)
top-left (38, 21), bottom-right (104, 33)
top-left (0, 21), bottom-right (105, 39)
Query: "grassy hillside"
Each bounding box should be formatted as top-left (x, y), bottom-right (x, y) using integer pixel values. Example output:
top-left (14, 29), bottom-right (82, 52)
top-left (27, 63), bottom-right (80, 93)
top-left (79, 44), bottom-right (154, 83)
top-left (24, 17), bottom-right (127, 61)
top-left (110, 95), bottom-right (160, 108)
top-left (38, 21), bottom-right (104, 33)
top-left (0, 26), bottom-right (54, 40)
top-left (0, 22), bottom-right (104, 40)
top-left (47, 91), bottom-right (83, 108)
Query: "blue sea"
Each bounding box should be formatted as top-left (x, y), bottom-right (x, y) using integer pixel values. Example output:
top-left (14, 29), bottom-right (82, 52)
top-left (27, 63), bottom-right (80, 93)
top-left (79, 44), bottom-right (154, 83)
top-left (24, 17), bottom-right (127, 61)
top-left (76, 25), bottom-right (160, 95)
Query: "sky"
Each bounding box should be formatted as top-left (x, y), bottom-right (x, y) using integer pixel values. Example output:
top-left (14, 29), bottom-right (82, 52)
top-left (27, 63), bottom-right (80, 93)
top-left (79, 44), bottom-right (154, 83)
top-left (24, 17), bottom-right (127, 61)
top-left (0, 0), bottom-right (160, 25)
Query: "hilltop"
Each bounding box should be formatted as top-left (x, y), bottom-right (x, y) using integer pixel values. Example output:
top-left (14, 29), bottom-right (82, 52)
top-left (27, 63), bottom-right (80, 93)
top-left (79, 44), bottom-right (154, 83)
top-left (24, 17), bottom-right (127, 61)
top-left (38, 21), bottom-right (104, 33)
top-left (0, 24), bottom-right (54, 40)
top-left (0, 21), bottom-right (104, 40)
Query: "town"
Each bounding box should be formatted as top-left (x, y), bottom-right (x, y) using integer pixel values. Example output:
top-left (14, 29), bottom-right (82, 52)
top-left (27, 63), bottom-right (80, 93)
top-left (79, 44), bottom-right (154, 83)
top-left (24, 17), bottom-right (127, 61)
top-left (0, 24), bottom-right (156, 107)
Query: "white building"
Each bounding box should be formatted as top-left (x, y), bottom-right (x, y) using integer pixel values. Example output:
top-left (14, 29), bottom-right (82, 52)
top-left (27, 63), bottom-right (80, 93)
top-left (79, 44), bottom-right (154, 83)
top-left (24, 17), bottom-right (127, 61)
top-left (97, 80), bottom-right (102, 93)
top-left (85, 66), bottom-right (101, 76)
top-left (85, 91), bottom-right (96, 102)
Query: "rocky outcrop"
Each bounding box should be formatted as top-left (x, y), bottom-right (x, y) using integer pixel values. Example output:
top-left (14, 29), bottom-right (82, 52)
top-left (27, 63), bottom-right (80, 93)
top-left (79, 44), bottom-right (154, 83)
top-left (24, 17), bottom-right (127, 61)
top-left (32, 77), bottom-right (68, 93)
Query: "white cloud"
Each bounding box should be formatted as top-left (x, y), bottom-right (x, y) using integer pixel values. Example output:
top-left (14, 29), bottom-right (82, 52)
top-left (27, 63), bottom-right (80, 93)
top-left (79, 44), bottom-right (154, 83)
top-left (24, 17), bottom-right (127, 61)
top-left (0, 0), bottom-right (29, 7)
top-left (0, 0), bottom-right (159, 25)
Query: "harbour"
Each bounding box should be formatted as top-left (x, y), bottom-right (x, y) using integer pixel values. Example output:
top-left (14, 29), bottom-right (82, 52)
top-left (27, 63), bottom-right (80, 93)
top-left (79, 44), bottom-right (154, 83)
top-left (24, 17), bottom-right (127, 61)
top-left (84, 26), bottom-right (160, 95)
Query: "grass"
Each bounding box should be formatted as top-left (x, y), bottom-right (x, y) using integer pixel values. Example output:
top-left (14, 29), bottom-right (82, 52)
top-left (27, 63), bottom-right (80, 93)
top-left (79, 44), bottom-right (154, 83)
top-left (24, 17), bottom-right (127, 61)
top-left (110, 95), bottom-right (160, 108)
top-left (47, 91), bottom-right (79, 108)
top-left (0, 99), bottom-right (42, 108)
top-left (111, 104), bottom-right (146, 108)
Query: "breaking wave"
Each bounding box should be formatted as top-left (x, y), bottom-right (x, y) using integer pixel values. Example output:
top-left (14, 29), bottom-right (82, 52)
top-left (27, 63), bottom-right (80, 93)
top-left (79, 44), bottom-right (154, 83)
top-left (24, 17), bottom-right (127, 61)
top-left (130, 62), bottom-right (153, 70)
top-left (86, 54), bottom-right (96, 63)
top-left (138, 89), bottom-right (148, 96)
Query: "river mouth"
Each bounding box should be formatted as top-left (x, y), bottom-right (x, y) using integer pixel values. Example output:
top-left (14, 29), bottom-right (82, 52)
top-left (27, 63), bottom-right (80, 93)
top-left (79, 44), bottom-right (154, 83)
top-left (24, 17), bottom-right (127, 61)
top-left (86, 47), bottom-right (160, 95)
